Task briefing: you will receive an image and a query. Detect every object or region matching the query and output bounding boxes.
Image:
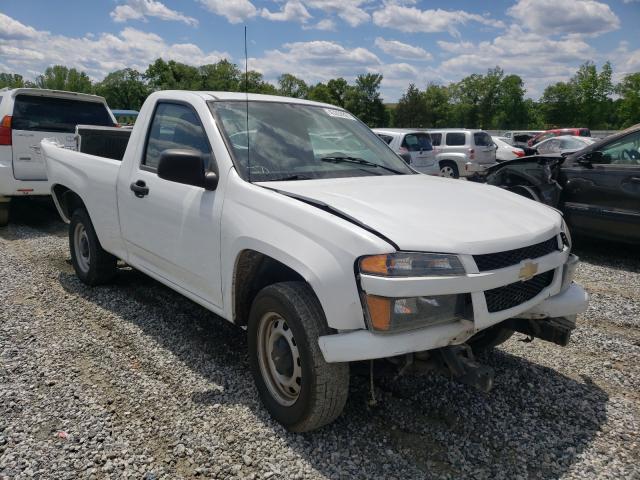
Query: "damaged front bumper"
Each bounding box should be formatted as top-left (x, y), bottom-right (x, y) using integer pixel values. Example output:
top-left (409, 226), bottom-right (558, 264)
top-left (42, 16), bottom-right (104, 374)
top-left (318, 254), bottom-right (588, 363)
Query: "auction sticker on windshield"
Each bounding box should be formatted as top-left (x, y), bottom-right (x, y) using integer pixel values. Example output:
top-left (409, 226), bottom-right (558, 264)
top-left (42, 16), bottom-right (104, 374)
top-left (324, 108), bottom-right (355, 120)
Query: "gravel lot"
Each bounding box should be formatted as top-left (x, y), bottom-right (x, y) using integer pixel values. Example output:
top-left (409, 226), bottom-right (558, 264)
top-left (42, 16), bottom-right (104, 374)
top-left (1, 198), bottom-right (639, 480)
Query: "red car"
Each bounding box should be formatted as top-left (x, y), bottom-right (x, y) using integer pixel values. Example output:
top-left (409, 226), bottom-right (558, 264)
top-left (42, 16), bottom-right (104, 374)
top-left (528, 128), bottom-right (591, 147)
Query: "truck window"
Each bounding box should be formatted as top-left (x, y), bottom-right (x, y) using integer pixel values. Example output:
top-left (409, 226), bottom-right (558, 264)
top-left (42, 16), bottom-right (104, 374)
top-left (473, 132), bottom-right (492, 147)
top-left (12, 95), bottom-right (114, 133)
top-left (377, 134), bottom-right (393, 144)
top-left (143, 102), bottom-right (212, 171)
top-left (446, 132), bottom-right (466, 146)
top-left (430, 133), bottom-right (442, 146)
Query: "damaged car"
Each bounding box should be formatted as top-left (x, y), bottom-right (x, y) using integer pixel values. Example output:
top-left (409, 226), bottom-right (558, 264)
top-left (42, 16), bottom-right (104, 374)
top-left (485, 124), bottom-right (640, 244)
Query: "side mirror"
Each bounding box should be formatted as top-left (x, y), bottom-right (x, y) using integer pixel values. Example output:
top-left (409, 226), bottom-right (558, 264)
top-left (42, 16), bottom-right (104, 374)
top-left (577, 151), bottom-right (602, 167)
top-left (158, 149), bottom-right (218, 190)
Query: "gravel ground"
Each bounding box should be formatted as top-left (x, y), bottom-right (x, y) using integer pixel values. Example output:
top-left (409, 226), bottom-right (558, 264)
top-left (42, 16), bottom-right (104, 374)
top-left (1, 198), bottom-right (639, 480)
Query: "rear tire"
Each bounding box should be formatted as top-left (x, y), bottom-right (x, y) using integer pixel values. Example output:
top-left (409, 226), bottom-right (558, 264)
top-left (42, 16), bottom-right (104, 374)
top-left (0, 203), bottom-right (9, 227)
top-left (69, 209), bottom-right (117, 285)
top-left (248, 282), bottom-right (349, 432)
top-left (440, 161), bottom-right (459, 179)
top-left (467, 325), bottom-right (514, 354)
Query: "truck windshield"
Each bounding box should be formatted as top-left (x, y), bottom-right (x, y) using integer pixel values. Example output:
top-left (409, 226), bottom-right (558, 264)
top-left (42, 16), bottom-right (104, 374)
top-left (210, 101), bottom-right (413, 182)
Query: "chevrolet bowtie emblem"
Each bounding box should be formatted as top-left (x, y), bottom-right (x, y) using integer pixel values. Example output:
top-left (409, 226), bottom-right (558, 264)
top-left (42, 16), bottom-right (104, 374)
top-left (519, 261), bottom-right (538, 281)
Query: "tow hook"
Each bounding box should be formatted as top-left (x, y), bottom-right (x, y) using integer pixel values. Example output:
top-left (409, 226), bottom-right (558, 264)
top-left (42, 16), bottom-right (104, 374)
top-left (434, 345), bottom-right (495, 393)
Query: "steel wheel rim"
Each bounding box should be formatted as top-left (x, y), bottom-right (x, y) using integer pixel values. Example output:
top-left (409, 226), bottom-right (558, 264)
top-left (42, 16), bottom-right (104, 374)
top-left (257, 312), bottom-right (302, 407)
top-left (441, 165), bottom-right (455, 177)
top-left (73, 223), bottom-right (90, 273)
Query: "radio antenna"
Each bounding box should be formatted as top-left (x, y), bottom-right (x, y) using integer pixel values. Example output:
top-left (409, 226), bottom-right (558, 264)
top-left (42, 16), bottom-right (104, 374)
top-left (244, 25), bottom-right (251, 182)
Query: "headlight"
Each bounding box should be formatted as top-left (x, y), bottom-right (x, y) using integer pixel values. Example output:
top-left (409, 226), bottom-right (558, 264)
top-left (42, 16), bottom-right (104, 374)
top-left (359, 252), bottom-right (465, 277)
top-left (561, 218), bottom-right (572, 249)
top-left (365, 294), bottom-right (471, 332)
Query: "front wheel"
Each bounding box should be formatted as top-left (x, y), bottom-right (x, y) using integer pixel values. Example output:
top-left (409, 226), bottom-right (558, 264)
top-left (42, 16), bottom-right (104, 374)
top-left (248, 282), bottom-right (349, 432)
top-left (69, 209), bottom-right (117, 285)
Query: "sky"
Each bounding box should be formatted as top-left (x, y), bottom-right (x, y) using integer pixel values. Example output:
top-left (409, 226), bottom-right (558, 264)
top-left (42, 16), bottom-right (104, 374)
top-left (1, 0), bottom-right (639, 101)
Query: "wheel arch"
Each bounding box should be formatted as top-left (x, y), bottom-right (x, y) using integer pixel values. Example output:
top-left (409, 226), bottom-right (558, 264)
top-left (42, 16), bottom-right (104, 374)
top-left (232, 249), bottom-right (314, 327)
top-left (51, 184), bottom-right (87, 223)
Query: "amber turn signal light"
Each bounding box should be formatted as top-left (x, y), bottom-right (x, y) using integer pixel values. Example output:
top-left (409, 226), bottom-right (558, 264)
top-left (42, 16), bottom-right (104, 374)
top-left (365, 295), bottom-right (391, 331)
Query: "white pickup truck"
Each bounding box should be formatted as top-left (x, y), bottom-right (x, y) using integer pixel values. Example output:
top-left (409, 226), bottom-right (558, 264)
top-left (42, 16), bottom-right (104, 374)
top-left (42, 90), bottom-right (588, 432)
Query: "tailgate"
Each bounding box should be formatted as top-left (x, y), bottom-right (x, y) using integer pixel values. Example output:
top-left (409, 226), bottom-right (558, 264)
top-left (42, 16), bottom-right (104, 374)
top-left (12, 130), bottom-right (76, 180)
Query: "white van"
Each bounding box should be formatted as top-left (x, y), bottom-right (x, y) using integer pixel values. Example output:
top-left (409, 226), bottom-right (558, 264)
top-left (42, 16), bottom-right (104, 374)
top-left (0, 88), bottom-right (115, 225)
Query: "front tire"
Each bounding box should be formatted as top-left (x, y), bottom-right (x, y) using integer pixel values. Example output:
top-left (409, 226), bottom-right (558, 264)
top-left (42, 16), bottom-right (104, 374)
top-left (248, 282), bottom-right (349, 432)
top-left (69, 209), bottom-right (117, 285)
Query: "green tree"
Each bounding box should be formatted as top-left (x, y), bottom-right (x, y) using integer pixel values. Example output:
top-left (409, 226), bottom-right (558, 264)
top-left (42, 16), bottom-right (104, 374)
top-left (244, 71), bottom-right (278, 94)
top-left (540, 81), bottom-right (577, 127)
top-left (571, 61), bottom-right (614, 128)
top-left (94, 68), bottom-right (149, 110)
top-left (145, 59), bottom-right (201, 90)
top-left (393, 84), bottom-right (427, 127)
top-left (36, 65), bottom-right (93, 93)
top-left (327, 78), bottom-right (349, 107)
top-left (307, 83), bottom-right (333, 104)
top-left (0, 73), bottom-right (26, 89)
top-left (199, 60), bottom-right (242, 91)
top-left (423, 84), bottom-right (451, 128)
top-left (495, 74), bottom-right (527, 129)
top-left (616, 72), bottom-right (640, 128)
top-left (344, 74), bottom-right (389, 127)
top-left (278, 73), bottom-right (308, 98)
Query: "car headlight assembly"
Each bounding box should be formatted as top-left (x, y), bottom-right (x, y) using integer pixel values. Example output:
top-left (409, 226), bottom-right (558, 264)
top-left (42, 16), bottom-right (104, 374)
top-left (359, 252), bottom-right (465, 277)
top-left (358, 253), bottom-right (470, 332)
top-left (365, 293), bottom-right (472, 333)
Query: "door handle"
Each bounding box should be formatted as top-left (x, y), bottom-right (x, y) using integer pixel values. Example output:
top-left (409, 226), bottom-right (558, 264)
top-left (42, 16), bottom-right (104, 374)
top-left (130, 180), bottom-right (149, 198)
top-left (631, 177), bottom-right (640, 183)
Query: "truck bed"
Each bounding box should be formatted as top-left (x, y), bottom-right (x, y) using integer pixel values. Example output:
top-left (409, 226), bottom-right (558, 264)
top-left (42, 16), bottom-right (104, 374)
top-left (76, 125), bottom-right (132, 161)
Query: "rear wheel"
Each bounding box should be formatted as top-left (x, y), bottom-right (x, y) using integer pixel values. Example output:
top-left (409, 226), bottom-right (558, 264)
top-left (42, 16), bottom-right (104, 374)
top-left (248, 282), bottom-right (349, 432)
top-left (69, 209), bottom-right (117, 285)
top-left (440, 161), bottom-right (459, 178)
top-left (467, 325), bottom-right (514, 354)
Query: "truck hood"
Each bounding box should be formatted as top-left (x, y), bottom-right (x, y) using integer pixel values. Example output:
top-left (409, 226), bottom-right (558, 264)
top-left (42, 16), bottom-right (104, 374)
top-left (261, 175), bottom-right (561, 255)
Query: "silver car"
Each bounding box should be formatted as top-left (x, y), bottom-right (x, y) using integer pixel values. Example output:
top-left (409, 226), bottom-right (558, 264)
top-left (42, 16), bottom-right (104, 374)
top-left (427, 129), bottom-right (497, 178)
top-left (373, 128), bottom-right (439, 175)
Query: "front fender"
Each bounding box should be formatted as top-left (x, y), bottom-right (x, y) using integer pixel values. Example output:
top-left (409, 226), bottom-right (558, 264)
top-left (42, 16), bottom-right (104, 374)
top-left (220, 172), bottom-right (393, 331)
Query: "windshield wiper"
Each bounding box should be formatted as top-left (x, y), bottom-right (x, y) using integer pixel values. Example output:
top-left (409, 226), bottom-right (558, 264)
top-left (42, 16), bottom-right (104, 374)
top-left (321, 156), bottom-right (404, 175)
top-left (269, 174), bottom-right (313, 182)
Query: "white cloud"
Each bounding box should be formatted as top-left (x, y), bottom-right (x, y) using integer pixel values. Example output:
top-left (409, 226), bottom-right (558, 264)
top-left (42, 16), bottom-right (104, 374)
top-left (507, 0), bottom-right (620, 36)
top-left (303, 0), bottom-right (371, 27)
top-left (111, 0), bottom-right (198, 26)
top-left (261, 1), bottom-right (312, 23)
top-left (0, 15), bottom-right (229, 80)
top-left (304, 18), bottom-right (336, 31)
top-left (0, 13), bottom-right (40, 39)
top-left (435, 26), bottom-right (598, 98)
top-left (249, 40), bottom-right (381, 84)
top-left (199, 0), bottom-right (257, 24)
top-left (374, 37), bottom-right (432, 61)
top-left (372, 5), bottom-right (504, 36)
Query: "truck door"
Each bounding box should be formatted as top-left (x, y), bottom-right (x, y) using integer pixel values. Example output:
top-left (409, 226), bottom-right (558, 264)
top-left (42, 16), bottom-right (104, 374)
top-left (118, 101), bottom-right (223, 307)
top-left (562, 129), bottom-right (640, 242)
top-left (11, 95), bottom-right (112, 180)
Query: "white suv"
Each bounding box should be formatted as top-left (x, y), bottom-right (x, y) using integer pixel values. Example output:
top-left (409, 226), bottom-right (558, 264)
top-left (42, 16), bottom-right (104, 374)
top-left (0, 88), bottom-right (115, 225)
top-left (373, 128), bottom-right (439, 175)
top-left (427, 129), bottom-right (497, 178)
